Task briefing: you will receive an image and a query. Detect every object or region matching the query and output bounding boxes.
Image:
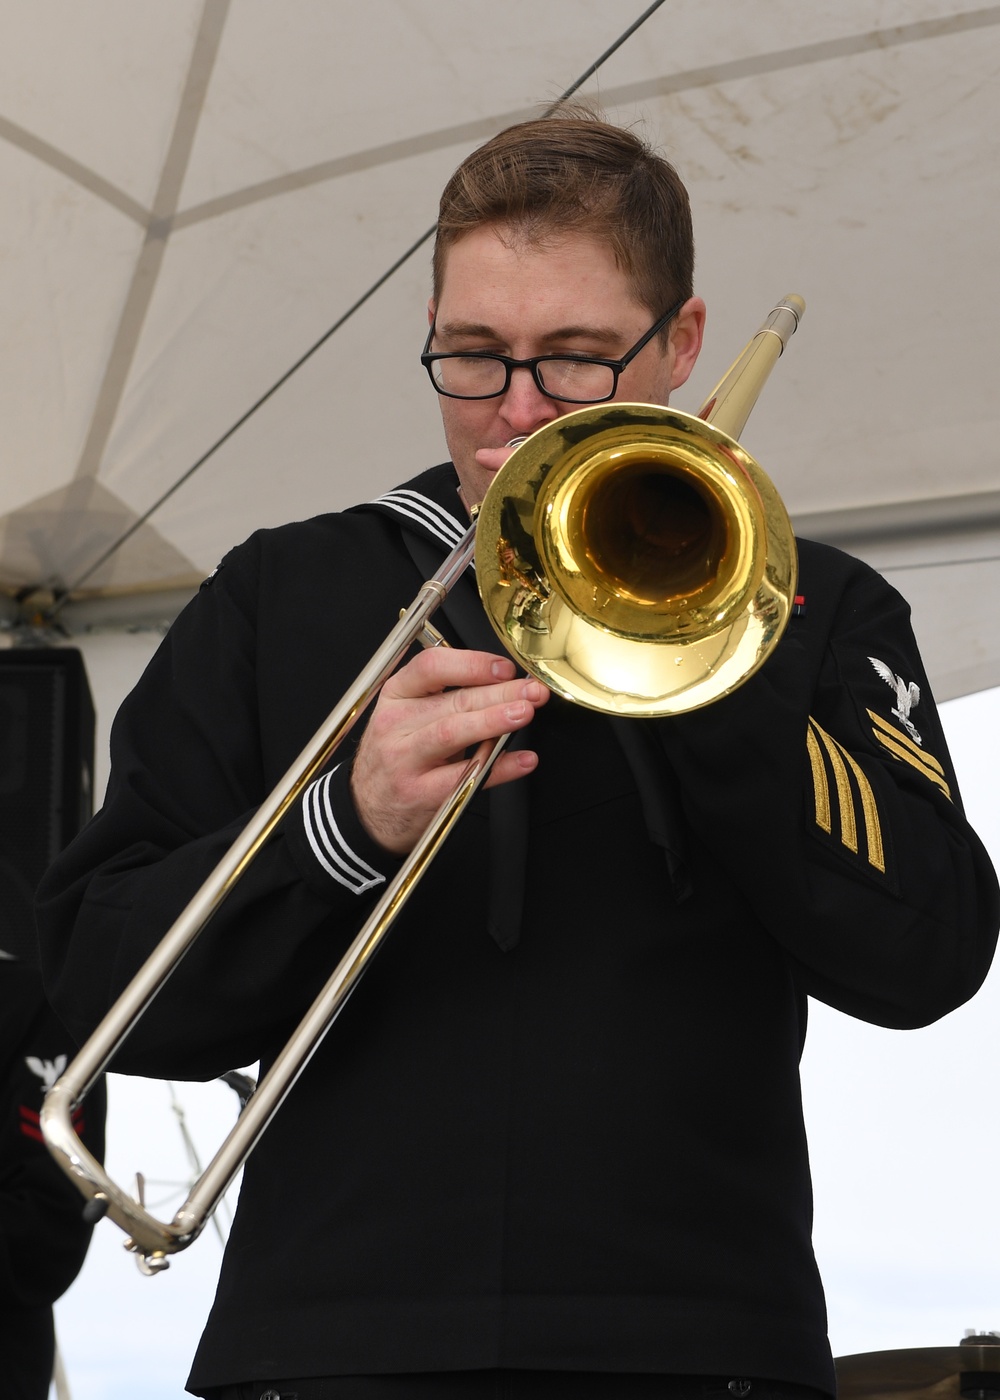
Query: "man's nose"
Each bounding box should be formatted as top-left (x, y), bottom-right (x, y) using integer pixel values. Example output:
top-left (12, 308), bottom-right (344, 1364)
top-left (499, 366), bottom-right (562, 433)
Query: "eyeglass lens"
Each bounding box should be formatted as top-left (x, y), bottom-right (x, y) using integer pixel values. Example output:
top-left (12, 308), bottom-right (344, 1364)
top-left (429, 356), bottom-right (616, 402)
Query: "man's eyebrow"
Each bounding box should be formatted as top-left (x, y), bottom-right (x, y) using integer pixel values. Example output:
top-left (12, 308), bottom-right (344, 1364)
top-left (435, 321), bottom-right (502, 341)
top-left (436, 320), bottom-right (625, 349)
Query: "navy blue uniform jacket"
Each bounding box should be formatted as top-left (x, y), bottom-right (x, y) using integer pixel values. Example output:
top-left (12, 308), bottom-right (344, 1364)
top-left (35, 465), bottom-right (999, 1396)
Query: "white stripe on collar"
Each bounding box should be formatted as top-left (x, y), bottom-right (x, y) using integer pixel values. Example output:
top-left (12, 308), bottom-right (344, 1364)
top-left (374, 488), bottom-right (466, 550)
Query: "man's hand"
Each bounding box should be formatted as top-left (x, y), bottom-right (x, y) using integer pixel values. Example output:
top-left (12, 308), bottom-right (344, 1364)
top-left (351, 648), bottom-right (550, 855)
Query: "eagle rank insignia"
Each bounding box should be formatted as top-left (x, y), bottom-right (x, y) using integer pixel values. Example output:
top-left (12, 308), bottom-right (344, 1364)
top-left (868, 656), bottom-right (922, 745)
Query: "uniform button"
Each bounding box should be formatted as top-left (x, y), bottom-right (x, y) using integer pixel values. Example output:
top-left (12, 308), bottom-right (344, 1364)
top-left (259, 1391), bottom-right (282, 1400)
top-left (728, 1383), bottom-right (752, 1398)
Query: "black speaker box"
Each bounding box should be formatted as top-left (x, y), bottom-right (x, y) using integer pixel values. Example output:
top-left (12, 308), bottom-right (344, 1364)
top-left (0, 649), bottom-right (95, 962)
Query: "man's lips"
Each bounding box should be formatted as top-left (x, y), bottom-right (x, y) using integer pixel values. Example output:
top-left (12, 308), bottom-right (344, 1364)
top-left (474, 436), bottom-right (529, 474)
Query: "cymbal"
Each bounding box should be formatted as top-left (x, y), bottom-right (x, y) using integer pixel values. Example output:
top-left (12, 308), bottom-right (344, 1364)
top-left (836, 1339), bottom-right (1000, 1400)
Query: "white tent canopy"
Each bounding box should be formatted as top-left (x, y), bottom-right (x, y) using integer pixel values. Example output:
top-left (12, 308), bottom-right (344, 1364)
top-left (1, 0), bottom-right (997, 698)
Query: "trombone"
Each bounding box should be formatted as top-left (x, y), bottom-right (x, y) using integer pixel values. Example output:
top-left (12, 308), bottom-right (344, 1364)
top-left (41, 294), bottom-right (804, 1272)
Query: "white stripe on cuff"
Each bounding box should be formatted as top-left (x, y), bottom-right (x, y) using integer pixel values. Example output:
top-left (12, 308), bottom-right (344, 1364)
top-left (301, 769), bottom-right (386, 894)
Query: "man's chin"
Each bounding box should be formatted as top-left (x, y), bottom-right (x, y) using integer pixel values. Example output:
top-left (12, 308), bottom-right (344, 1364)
top-left (454, 465), bottom-right (492, 515)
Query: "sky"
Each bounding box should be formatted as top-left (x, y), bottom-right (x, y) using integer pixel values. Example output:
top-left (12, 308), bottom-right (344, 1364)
top-left (44, 650), bottom-right (1000, 1400)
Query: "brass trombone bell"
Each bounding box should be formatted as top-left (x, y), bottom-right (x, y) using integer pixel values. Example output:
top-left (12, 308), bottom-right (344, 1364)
top-left (476, 402), bottom-right (797, 716)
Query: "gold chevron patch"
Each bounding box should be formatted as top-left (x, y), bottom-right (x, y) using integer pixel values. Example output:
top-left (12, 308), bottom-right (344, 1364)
top-left (805, 725), bottom-right (832, 834)
top-left (867, 709), bottom-right (952, 800)
top-left (807, 719), bottom-right (886, 872)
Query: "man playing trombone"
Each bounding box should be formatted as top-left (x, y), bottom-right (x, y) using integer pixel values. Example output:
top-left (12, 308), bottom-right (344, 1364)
top-left (37, 109), bottom-right (999, 1400)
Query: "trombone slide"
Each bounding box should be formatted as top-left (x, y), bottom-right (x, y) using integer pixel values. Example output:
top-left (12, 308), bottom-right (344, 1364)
top-left (42, 295), bottom-right (803, 1270)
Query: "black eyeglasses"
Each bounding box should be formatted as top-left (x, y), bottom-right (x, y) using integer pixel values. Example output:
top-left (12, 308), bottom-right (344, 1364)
top-left (420, 298), bottom-right (686, 404)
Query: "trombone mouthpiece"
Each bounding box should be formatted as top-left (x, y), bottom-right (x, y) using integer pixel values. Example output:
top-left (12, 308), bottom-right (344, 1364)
top-left (761, 295), bottom-right (805, 348)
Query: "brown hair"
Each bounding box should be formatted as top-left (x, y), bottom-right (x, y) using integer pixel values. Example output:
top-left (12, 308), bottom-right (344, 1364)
top-left (433, 107), bottom-right (694, 322)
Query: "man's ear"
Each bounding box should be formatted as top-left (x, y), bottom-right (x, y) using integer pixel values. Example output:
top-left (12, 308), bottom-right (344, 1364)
top-left (669, 297), bottom-right (707, 393)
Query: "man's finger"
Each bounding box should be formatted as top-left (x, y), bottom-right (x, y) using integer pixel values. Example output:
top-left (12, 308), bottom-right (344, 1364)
top-left (384, 647), bottom-right (518, 700)
top-left (404, 687), bottom-right (547, 766)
